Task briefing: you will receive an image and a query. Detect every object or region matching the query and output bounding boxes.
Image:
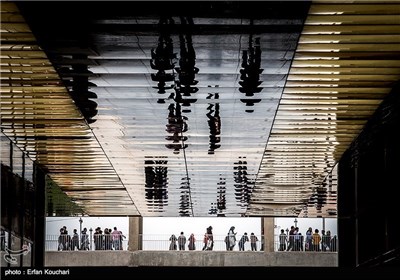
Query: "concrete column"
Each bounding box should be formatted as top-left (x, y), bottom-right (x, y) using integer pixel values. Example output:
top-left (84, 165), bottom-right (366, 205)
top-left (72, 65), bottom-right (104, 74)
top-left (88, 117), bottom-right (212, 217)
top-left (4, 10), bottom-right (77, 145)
top-left (33, 165), bottom-right (45, 267)
top-left (262, 217), bottom-right (275, 252)
top-left (128, 216), bottom-right (143, 251)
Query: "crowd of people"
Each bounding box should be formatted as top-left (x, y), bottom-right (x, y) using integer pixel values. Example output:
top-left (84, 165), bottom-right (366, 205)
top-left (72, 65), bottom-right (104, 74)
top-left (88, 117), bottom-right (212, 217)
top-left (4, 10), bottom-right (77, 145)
top-left (57, 225), bottom-right (125, 251)
top-left (278, 226), bottom-right (337, 252)
top-left (167, 225), bottom-right (337, 252)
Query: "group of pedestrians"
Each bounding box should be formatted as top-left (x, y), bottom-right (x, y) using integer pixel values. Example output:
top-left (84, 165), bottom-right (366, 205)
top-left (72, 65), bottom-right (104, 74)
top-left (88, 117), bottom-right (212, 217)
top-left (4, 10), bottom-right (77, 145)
top-left (169, 232), bottom-right (196, 250)
top-left (169, 227), bottom-right (213, 251)
top-left (57, 225), bottom-right (125, 251)
top-left (57, 226), bottom-right (80, 251)
top-left (168, 226), bottom-right (261, 251)
top-left (169, 226), bottom-right (214, 251)
top-left (224, 226), bottom-right (259, 251)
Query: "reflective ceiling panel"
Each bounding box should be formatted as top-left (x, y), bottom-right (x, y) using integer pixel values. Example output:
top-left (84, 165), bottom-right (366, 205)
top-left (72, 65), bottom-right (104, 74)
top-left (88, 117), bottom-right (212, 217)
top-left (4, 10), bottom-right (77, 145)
top-left (3, 1), bottom-right (399, 217)
top-left (82, 3), bottom-right (309, 217)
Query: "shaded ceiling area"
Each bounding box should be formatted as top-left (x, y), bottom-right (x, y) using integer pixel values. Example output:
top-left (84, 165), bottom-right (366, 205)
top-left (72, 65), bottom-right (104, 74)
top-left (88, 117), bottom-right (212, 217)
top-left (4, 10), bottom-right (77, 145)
top-left (1, 1), bottom-right (400, 217)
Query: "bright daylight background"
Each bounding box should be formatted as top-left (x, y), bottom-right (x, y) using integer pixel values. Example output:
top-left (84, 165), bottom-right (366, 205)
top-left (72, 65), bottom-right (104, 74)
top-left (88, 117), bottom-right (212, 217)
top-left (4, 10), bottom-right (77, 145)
top-left (46, 216), bottom-right (337, 251)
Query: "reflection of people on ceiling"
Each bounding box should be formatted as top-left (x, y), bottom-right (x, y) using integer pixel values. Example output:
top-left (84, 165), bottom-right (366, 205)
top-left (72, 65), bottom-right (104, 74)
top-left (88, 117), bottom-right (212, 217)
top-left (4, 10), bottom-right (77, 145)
top-left (175, 16), bottom-right (199, 98)
top-left (151, 17), bottom-right (176, 71)
top-left (145, 160), bottom-right (168, 209)
top-left (217, 177), bottom-right (226, 214)
top-left (151, 17), bottom-right (176, 100)
top-left (172, 82), bottom-right (197, 108)
top-left (234, 157), bottom-right (253, 207)
top-left (206, 93), bottom-right (221, 154)
top-left (179, 177), bottom-right (191, 216)
top-left (179, 190), bottom-right (190, 217)
top-left (151, 71), bottom-right (175, 93)
top-left (239, 36), bottom-right (263, 96)
top-left (165, 103), bottom-right (188, 154)
top-left (239, 33), bottom-right (263, 112)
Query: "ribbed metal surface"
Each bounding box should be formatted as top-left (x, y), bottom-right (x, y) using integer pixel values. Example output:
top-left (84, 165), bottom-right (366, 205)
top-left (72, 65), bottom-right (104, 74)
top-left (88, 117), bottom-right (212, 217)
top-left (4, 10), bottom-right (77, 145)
top-left (248, 2), bottom-right (400, 216)
top-left (0, 2), bottom-right (140, 216)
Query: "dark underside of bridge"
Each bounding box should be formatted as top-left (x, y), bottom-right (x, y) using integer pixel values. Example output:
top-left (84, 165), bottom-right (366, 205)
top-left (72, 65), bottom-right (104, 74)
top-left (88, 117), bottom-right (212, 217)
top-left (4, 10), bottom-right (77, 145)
top-left (1, 1), bottom-right (400, 272)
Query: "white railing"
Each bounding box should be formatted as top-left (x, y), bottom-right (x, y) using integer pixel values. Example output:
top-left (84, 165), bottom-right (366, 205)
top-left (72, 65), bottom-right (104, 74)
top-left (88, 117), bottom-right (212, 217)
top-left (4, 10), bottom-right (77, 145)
top-left (141, 234), bottom-right (263, 251)
top-left (44, 233), bottom-right (338, 252)
top-left (45, 234), bottom-right (263, 252)
top-left (45, 234), bottom-right (128, 251)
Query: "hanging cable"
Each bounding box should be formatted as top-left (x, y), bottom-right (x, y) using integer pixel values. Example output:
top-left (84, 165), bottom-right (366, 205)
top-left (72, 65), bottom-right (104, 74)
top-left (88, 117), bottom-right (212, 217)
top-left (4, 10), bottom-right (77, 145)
top-left (180, 129), bottom-right (194, 217)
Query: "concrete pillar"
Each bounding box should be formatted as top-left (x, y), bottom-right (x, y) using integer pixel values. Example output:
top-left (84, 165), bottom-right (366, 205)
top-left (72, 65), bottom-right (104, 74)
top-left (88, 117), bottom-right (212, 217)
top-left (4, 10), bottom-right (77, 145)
top-left (128, 216), bottom-right (143, 251)
top-left (262, 217), bottom-right (275, 252)
top-left (33, 165), bottom-right (45, 267)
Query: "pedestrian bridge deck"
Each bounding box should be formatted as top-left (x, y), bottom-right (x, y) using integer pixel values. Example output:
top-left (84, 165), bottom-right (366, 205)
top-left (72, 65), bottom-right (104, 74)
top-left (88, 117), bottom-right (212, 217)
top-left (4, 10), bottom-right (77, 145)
top-left (43, 251), bottom-right (337, 267)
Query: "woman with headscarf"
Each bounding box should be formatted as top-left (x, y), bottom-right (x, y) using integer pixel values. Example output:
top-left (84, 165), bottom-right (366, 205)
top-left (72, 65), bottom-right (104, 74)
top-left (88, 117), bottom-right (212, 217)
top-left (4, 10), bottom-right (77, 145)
top-left (188, 233), bottom-right (196, 250)
top-left (227, 226), bottom-right (237, 251)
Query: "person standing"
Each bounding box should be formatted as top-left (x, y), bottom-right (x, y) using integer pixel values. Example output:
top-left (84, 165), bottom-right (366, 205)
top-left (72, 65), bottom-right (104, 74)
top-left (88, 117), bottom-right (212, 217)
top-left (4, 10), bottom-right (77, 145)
top-left (312, 229), bottom-right (321, 252)
top-left (80, 228), bottom-right (89, 250)
top-left (188, 233), bottom-right (196, 250)
top-left (178, 232), bottom-right (186, 250)
top-left (104, 228), bottom-right (112, 250)
top-left (305, 227), bottom-right (313, 251)
top-left (250, 232), bottom-right (258, 251)
top-left (202, 226), bottom-right (214, 250)
top-left (118, 229), bottom-right (126, 250)
top-left (321, 230), bottom-right (330, 251)
top-left (330, 234), bottom-right (337, 252)
top-left (279, 229), bottom-right (287, 251)
top-left (286, 226), bottom-right (295, 251)
top-left (238, 232), bottom-right (249, 251)
top-left (227, 226), bottom-right (237, 251)
top-left (202, 232), bottom-right (208, 251)
top-left (224, 235), bottom-right (229, 250)
top-left (71, 229), bottom-right (79, 251)
top-left (64, 229), bottom-right (71, 250)
top-left (112, 227), bottom-right (121, 250)
top-left (57, 228), bottom-right (65, 251)
top-left (169, 234), bottom-right (177, 250)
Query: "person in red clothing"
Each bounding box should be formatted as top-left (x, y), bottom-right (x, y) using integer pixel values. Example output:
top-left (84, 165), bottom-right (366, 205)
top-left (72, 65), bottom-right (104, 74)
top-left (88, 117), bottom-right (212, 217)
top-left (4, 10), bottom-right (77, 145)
top-left (202, 226), bottom-right (213, 250)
